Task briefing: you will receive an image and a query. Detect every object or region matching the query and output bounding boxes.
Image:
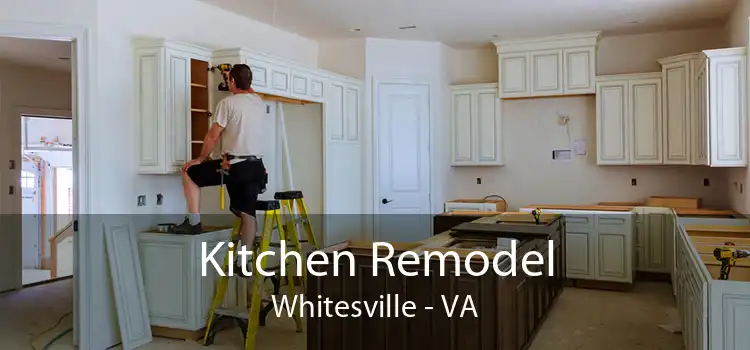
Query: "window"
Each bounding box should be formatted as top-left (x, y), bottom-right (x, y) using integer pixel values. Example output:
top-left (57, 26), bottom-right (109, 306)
top-left (21, 170), bottom-right (36, 188)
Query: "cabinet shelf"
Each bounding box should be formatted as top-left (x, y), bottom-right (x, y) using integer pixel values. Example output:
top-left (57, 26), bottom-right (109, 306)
top-left (190, 108), bottom-right (209, 113)
top-left (190, 83), bottom-right (207, 88)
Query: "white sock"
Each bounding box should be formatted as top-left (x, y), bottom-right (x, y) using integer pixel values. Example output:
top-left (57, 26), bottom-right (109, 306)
top-left (188, 213), bottom-right (200, 225)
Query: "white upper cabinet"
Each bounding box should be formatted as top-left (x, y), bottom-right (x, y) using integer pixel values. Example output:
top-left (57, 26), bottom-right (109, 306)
top-left (596, 73), bottom-right (662, 165)
top-left (659, 48), bottom-right (747, 167)
top-left (212, 48), bottom-right (329, 104)
top-left (494, 32), bottom-right (600, 99)
top-left (705, 48), bottom-right (747, 167)
top-left (659, 55), bottom-right (695, 165)
top-left (135, 39), bottom-right (212, 174)
top-left (450, 83), bottom-right (503, 166)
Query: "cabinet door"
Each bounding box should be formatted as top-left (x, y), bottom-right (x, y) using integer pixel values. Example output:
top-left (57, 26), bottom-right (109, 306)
top-left (596, 81), bottom-right (629, 164)
top-left (199, 240), bottom-right (227, 324)
top-left (645, 214), bottom-right (669, 273)
top-left (530, 50), bottom-right (563, 96)
top-left (344, 84), bottom-right (361, 141)
top-left (475, 89), bottom-right (502, 164)
top-left (563, 47), bottom-right (595, 94)
top-left (290, 69), bottom-right (311, 100)
top-left (450, 90), bottom-right (474, 165)
top-left (630, 78), bottom-right (663, 164)
top-left (138, 237), bottom-right (194, 329)
top-left (499, 53), bottom-right (529, 98)
top-left (709, 54), bottom-right (747, 166)
top-left (565, 225), bottom-right (593, 279)
top-left (136, 47), bottom-right (164, 173)
top-left (663, 61), bottom-right (692, 164)
top-left (166, 49), bottom-right (191, 171)
top-left (693, 58), bottom-right (709, 165)
top-left (595, 215), bottom-right (631, 282)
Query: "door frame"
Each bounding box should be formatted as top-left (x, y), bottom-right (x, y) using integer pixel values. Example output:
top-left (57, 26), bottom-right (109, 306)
top-left (0, 21), bottom-right (93, 348)
top-left (370, 78), bottom-right (433, 218)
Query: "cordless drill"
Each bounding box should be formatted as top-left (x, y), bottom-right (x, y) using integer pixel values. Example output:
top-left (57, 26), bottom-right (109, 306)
top-left (210, 63), bottom-right (234, 91)
top-left (530, 209), bottom-right (543, 225)
top-left (713, 242), bottom-right (750, 280)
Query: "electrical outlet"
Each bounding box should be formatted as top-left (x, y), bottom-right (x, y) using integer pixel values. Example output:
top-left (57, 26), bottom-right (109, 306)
top-left (704, 178), bottom-right (710, 187)
top-left (631, 178), bottom-right (637, 186)
top-left (476, 177), bottom-right (482, 185)
top-left (8, 160), bottom-right (14, 170)
top-left (156, 193), bottom-right (163, 206)
top-left (137, 195), bottom-right (146, 207)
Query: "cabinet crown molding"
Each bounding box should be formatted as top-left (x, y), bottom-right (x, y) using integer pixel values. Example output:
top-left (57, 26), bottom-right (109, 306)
top-left (493, 31), bottom-right (601, 53)
top-left (596, 72), bottom-right (662, 82)
top-left (450, 82), bottom-right (498, 91)
top-left (132, 38), bottom-right (213, 58)
top-left (657, 52), bottom-right (703, 65)
top-left (703, 46), bottom-right (747, 58)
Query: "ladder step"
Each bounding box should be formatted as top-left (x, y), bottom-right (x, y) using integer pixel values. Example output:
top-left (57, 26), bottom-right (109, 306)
top-left (214, 308), bottom-right (250, 319)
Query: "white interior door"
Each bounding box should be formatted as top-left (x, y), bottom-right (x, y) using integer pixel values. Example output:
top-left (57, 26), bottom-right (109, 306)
top-left (375, 81), bottom-right (431, 242)
top-left (21, 159), bottom-right (42, 269)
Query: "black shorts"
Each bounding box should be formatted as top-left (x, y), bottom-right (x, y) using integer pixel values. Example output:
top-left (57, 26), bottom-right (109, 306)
top-left (186, 158), bottom-right (267, 217)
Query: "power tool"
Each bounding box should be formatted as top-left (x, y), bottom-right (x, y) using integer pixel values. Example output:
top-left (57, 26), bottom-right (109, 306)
top-left (713, 242), bottom-right (750, 280)
top-left (209, 63), bottom-right (234, 91)
top-left (530, 208), bottom-right (543, 225)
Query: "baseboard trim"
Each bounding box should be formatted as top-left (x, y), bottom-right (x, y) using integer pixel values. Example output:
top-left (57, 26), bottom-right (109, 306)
top-left (635, 271), bottom-right (672, 282)
top-left (22, 274), bottom-right (73, 288)
top-left (566, 278), bottom-right (634, 292)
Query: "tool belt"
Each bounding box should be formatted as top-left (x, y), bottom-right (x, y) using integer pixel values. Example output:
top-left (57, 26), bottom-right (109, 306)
top-left (224, 154), bottom-right (262, 161)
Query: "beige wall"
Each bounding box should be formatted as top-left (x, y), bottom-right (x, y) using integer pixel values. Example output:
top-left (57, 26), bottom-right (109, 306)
top-left (726, 0), bottom-right (750, 214)
top-left (282, 103), bottom-right (324, 215)
top-left (446, 27), bottom-right (732, 210)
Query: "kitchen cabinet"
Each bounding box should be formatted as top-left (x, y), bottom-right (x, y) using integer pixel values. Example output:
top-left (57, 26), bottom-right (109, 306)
top-left (520, 208), bottom-right (634, 284)
top-left (450, 83), bottom-right (503, 166)
top-left (634, 207), bottom-right (673, 274)
top-left (444, 198), bottom-right (507, 213)
top-left (658, 48), bottom-right (747, 167)
top-left (494, 32), bottom-right (600, 99)
top-left (138, 228), bottom-right (232, 331)
top-left (135, 39), bottom-right (213, 174)
top-left (596, 73), bottom-right (663, 165)
top-left (671, 220), bottom-right (750, 350)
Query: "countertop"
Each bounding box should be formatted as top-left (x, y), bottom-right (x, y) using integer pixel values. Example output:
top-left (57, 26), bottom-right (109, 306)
top-left (522, 204), bottom-right (636, 212)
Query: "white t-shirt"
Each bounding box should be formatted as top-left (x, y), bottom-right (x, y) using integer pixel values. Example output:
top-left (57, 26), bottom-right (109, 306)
top-left (212, 93), bottom-right (265, 158)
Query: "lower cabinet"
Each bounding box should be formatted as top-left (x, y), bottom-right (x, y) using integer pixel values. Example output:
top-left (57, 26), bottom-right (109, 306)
top-left (138, 229), bottom-right (231, 331)
top-left (308, 233), bottom-right (564, 350)
top-left (521, 208), bottom-right (634, 284)
top-left (634, 207), bottom-right (673, 274)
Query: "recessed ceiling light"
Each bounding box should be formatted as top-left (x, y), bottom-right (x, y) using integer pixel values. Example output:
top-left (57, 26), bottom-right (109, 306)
top-left (349, 28), bottom-right (361, 32)
top-left (492, 35), bottom-right (499, 38)
top-left (398, 25), bottom-right (417, 30)
top-left (628, 21), bottom-right (640, 24)
top-left (58, 57), bottom-right (70, 60)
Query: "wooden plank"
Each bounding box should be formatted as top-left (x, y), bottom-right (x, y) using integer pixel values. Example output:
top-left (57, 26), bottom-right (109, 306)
top-left (257, 92), bottom-right (315, 105)
top-left (523, 204), bottom-right (635, 212)
top-left (646, 196), bottom-right (700, 209)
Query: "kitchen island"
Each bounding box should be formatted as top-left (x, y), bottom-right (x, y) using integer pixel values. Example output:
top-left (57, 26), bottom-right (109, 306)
top-left (307, 213), bottom-right (566, 350)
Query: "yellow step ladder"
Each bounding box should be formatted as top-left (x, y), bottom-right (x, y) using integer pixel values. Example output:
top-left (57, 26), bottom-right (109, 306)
top-left (203, 191), bottom-right (318, 349)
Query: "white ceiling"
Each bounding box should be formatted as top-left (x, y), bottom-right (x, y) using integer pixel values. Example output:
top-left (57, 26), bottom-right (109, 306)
top-left (0, 37), bottom-right (72, 71)
top-left (202, 0), bottom-right (737, 48)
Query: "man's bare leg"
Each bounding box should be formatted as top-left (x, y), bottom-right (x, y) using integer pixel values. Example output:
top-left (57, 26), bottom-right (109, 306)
top-left (240, 212), bottom-right (257, 249)
top-left (182, 170), bottom-right (201, 222)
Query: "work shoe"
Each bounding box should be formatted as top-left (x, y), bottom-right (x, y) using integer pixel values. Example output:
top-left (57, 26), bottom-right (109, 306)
top-left (170, 217), bottom-right (204, 234)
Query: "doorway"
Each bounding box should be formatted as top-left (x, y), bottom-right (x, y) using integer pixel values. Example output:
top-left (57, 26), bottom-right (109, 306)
top-left (21, 115), bottom-right (74, 286)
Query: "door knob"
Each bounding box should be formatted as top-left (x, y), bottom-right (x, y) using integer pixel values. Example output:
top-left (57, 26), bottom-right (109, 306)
top-left (382, 198), bottom-right (393, 204)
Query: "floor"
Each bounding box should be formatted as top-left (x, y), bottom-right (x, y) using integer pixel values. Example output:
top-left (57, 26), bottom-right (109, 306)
top-left (23, 269), bottom-right (52, 285)
top-left (3, 279), bottom-right (683, 350)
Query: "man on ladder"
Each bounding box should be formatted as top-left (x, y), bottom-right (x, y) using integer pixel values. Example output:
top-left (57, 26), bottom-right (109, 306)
top-left (174, 63), bottom-right (266, 275)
